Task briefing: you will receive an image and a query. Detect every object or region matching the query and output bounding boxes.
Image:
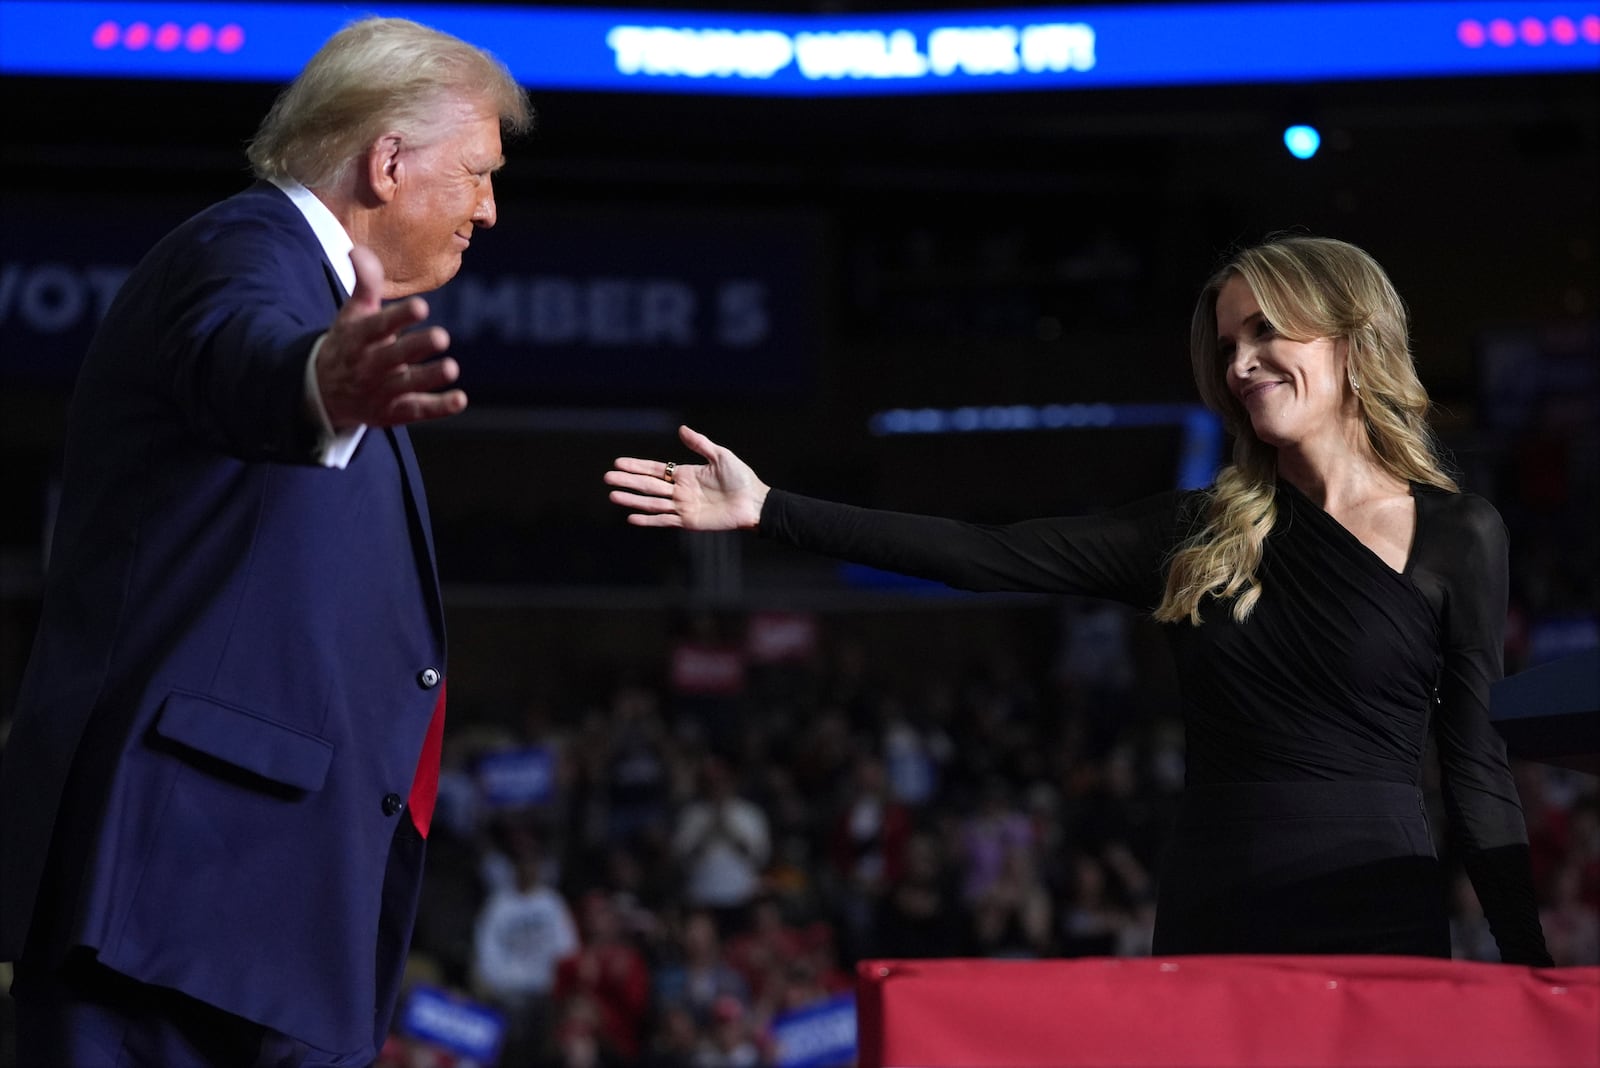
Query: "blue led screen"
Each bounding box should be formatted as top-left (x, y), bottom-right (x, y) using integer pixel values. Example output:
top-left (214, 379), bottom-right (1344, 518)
top-left (1, 1), bottom-right (1595, 95)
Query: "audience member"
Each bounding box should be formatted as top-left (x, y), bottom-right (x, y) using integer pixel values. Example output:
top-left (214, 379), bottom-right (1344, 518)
top-left (829, 754), bottom-right (913, 959)
top-left (472, 830), bottom-right (579, 1065)
top-left (671, 757), bottom-right (771, 937)
top-left (553, 891), bottom-right (652, 1063)
top-left (876, 830), bottom-right (969, 958)
top-left (652, 910), bottom-right (750, 1031)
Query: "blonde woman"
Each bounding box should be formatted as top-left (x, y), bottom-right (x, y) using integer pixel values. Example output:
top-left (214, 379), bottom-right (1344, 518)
top-left (606, 235), bottom-right (1551, 964)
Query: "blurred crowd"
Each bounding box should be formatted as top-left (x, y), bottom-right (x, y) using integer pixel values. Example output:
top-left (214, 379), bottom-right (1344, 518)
top-left (3, 333), bottom-right (1590, 1068)
top-left (378, 594), bottom-right (1598, 1068)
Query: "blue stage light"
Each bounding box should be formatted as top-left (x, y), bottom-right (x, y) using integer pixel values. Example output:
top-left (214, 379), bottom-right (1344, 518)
top-left (1284, 124), bottom-right (1322, 159)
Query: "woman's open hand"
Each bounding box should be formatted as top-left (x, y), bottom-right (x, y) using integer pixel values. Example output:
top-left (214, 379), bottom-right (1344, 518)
top-left (605, 425), bottom-right (769, 531)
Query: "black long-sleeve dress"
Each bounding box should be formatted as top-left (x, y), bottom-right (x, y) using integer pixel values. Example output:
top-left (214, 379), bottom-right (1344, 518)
top-left (759, 481), bottom-right (1552, 965)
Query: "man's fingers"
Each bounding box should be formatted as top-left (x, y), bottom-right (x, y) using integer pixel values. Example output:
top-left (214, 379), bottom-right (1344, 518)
top-left (387, 355), bottom-right (459, 395)
top-left (385, 388), bottom-right (468, 425)
top-left (340, 324), bottom-right (449, 383)
top-left (339, 297), bottom-right (431, 349)
top-left (347, 246), bottom-right (387, 309)
top-left (388, 325), bottom-right (450, 366)
top-left (370, 297), bottom-right (431, 340)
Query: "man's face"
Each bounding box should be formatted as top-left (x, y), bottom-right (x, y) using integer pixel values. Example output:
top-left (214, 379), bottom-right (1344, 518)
top-left (372, 96), bottom-right (504, 298)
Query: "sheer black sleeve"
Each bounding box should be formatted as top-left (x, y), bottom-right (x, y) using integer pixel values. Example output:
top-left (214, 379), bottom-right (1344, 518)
top-left (758, 488), bottom-right (1200, 612)
top-left (1414, 490), bottom-right (1553, 966)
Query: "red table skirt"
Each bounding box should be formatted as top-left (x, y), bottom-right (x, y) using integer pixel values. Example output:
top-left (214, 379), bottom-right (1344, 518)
top-left (856, 956), bottom-right (1600, 1068)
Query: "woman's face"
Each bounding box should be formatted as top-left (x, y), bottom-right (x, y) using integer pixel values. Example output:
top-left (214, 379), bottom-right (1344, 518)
top-left (1215, 273), bottom-right (1352, 449)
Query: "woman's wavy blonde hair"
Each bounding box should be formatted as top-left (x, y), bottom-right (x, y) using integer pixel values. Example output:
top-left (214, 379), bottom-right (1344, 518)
top-left (247, 16), bottom-right (533, 190)
top-left (1154, 234), bottom-right (1457, 625)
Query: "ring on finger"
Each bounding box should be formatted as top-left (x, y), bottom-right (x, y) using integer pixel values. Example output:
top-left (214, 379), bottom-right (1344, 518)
top-left (664, 461), bottom-right (676, 484)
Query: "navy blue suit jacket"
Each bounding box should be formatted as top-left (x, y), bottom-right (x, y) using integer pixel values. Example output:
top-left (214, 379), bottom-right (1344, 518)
top-left (0, 182), bottom-right (446, 1058)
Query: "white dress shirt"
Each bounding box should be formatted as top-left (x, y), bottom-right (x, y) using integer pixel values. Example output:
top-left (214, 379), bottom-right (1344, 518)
top-left (270, 176), bottom-right (365, 469)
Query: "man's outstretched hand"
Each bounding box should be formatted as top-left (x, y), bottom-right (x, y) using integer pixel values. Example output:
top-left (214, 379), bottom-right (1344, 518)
top-left (316, 245), bottom-right (467, 430)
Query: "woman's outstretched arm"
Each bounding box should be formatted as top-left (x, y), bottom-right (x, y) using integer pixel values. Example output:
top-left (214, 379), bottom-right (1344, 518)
top-left (607, 425), bottom-right (1189, 608)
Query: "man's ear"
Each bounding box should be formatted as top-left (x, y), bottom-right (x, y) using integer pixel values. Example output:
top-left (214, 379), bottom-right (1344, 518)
top-left (365, 133), bottom-right (404, 204)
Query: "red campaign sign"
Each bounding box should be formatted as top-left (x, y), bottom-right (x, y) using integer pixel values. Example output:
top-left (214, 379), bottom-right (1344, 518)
top-left (747, 611), bottom-right (819, 664)
top-left (856, 955), bottom-right (1600, 1068)
top-left (670, 642), bottom-right (747, 696)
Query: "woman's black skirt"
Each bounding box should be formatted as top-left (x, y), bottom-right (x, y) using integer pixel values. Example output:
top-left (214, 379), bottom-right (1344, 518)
top-left (1152, 780), bottom-right (1450, 957)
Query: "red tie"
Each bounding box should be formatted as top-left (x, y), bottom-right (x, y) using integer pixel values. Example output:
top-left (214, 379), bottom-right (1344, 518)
top-left (407, 680), bottom-right (446, 838)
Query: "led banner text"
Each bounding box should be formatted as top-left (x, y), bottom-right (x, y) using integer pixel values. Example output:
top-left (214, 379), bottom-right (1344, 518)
top-left (1, 2), bottom-right (1595, 94)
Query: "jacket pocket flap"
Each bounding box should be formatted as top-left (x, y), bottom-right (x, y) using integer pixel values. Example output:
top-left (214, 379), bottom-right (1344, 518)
top-left (155, 692), bottom-right (333, 791)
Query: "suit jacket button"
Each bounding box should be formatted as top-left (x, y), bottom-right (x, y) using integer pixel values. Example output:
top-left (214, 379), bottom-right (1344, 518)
top-left (383, 793), bottom-right (404, 817)
top-left (418, 668), bottom-right (441, 689)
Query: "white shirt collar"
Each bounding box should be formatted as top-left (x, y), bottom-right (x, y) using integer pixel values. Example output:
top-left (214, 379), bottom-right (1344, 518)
top-left (269, 176), bottom-right (356, 298)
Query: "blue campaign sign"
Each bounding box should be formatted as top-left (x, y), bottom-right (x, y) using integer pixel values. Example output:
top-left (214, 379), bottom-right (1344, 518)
top-left (400, 984), bottom-right (506, 1064)
top-left (771, 992), bottom-right (857, 1068)
top-left (0, 193), bottom-right (821, 400)
top-left (475, 746), bottom-right (557, 809)
top-left (422, 205), bottom-right (821, 402)
top-left (1, 2), bottom-right (1595, 94)
top-left (0, 194), bottom-right (200, 385)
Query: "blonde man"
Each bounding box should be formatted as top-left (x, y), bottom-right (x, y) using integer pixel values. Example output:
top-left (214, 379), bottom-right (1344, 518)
top-left (2, 17), bottom-right (530, 1066)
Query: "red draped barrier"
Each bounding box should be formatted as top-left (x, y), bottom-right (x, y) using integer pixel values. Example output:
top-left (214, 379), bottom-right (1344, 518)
top-left (856, 956), bottom-right (1600, 1068)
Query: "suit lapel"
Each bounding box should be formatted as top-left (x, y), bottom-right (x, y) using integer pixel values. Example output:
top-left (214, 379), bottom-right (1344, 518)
top-left (323, 258), bottom-right (348, 308)
top-left (388, 425), bottom-right (445, 638)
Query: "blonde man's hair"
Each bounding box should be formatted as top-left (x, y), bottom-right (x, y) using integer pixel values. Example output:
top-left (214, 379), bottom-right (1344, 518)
top-left (246, 16), bottom-right (533, 189)
top-left (1154, 235), bottom-right (1457, 625)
